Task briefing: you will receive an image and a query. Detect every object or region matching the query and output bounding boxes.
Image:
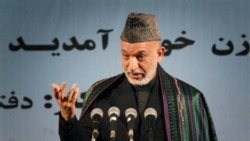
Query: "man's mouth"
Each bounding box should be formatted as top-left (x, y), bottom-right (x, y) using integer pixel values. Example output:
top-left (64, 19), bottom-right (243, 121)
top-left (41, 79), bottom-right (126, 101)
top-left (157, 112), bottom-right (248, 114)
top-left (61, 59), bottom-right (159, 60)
top-left (129, 72), bottom-right (144, 79)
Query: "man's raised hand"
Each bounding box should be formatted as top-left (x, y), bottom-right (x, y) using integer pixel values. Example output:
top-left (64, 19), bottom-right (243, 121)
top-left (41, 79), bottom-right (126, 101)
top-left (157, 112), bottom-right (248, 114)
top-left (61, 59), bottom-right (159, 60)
top-left (51, 82), bottom-right (80, 121)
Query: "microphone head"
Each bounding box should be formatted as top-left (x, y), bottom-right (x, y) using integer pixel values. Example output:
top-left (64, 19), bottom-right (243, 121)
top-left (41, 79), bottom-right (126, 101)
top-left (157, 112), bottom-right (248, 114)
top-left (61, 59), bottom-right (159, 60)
top-left (108, 106), bottom-right (120, 117)
top-left (144, 107), bottom-right (157, 119)
top-left (125, 108), bottom-right (137, 119)
top-left (90, 108), bottom-right (103, 119)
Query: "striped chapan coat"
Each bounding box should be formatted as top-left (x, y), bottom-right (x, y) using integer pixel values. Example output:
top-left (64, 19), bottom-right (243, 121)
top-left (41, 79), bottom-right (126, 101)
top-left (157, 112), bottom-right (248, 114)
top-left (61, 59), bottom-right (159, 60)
top-left (79, 64), bottom-right (218, 141)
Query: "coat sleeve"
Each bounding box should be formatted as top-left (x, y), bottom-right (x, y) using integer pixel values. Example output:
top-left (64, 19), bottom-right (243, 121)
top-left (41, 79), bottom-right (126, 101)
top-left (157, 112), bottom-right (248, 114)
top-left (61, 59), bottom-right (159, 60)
top-left (58, 112), bottom-right (92, 141)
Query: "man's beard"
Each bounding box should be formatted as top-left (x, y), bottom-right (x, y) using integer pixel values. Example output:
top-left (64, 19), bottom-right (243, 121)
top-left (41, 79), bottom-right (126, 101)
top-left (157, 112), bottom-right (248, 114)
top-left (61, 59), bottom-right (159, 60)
top-left (125, 67), bottom-right (157, 86)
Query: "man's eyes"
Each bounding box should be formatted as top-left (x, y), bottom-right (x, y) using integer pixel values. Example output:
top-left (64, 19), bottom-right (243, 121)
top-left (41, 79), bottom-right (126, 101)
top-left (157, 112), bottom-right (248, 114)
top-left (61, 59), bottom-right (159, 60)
top-left (137, 54), bottom-right (146, 60)
top-left (122, 53), bottom-right (146, 60)
top-left (122, 53), bottom-right (129, 58)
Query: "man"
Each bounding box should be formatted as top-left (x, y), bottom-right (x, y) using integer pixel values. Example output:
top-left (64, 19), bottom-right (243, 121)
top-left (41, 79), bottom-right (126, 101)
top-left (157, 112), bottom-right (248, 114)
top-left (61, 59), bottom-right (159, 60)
top-left (51, 12), bottom-right (218, 141)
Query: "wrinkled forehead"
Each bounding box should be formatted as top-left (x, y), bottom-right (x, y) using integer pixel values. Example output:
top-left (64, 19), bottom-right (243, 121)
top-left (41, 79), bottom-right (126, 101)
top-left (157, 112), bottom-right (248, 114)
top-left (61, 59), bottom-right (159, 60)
top-left (120, 40), bottom-right (160, 53)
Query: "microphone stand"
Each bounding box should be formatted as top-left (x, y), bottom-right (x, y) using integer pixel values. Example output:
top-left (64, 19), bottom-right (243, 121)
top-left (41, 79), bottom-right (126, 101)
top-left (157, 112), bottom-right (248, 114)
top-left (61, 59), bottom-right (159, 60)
top-left (128, 128), bottom-right (134, 141)
top-left (144, 107), bottom-right (157, 141)
top-left (91, 129), bottom-right (99, 141)
top-left (90, 108), bottom-right (103, 141)
top-left (148, 129), bottom-right (154, 141)
top-left (125, 108), bottom-right (137, 141)
top-left (108, 106), bottom-right (120, 141)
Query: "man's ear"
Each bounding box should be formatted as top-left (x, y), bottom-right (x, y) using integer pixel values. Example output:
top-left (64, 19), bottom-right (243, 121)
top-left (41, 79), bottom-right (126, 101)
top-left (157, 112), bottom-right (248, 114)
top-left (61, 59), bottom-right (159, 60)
top-left (157, 46), bottom-right (166, 61)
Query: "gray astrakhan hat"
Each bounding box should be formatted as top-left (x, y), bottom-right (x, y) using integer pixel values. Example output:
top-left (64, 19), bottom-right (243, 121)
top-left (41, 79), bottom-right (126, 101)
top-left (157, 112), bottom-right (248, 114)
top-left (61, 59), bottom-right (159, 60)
top-left (120, 12), bottom-right (161, 43)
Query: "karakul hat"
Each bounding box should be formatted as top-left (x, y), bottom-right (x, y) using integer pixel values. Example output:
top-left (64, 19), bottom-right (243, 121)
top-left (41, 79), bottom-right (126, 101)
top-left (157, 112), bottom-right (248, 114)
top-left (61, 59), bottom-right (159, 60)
top-left (120, 12), bottom-right (161, 43)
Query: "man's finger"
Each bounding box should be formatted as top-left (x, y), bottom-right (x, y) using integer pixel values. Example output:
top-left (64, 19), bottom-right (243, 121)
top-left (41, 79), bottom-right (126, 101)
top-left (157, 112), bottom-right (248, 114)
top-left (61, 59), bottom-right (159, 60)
top-left (59, 82), bottom-right (67, 100)
top-left (67, 83), bottom-right (78, 103)
top-left (70, 87), bottom-right (80, 103)
top-left (51, 83), bottom-right (61, 99)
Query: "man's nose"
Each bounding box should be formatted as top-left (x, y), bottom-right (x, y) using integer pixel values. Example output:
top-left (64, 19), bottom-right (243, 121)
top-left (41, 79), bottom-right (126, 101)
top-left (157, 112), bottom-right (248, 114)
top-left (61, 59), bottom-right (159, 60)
top-left (127, 57), bottom-right (138, 71)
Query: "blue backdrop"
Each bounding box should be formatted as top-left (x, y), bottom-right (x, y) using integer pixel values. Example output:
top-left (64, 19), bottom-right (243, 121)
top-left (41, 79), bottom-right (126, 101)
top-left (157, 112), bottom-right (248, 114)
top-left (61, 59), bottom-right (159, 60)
top-left (1, 0), bottom-right (250, 141)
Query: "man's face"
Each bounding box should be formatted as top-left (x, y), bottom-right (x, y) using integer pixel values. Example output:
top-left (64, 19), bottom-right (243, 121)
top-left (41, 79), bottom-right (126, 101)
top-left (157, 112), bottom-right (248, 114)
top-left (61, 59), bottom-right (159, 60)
top-left (120, 40), bottom-right (165, 86)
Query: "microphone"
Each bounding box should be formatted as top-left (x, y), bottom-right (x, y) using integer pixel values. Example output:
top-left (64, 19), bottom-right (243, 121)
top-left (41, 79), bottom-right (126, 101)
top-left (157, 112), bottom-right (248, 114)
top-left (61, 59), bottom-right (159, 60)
top-left (108, 106), bottom-right (120, 141)
top-left (144, 107), bottom-right (157, 141)
top-left (125, 108), bottom-right (137, 141)
top-left (90, 108), bottom-right (103, 141)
